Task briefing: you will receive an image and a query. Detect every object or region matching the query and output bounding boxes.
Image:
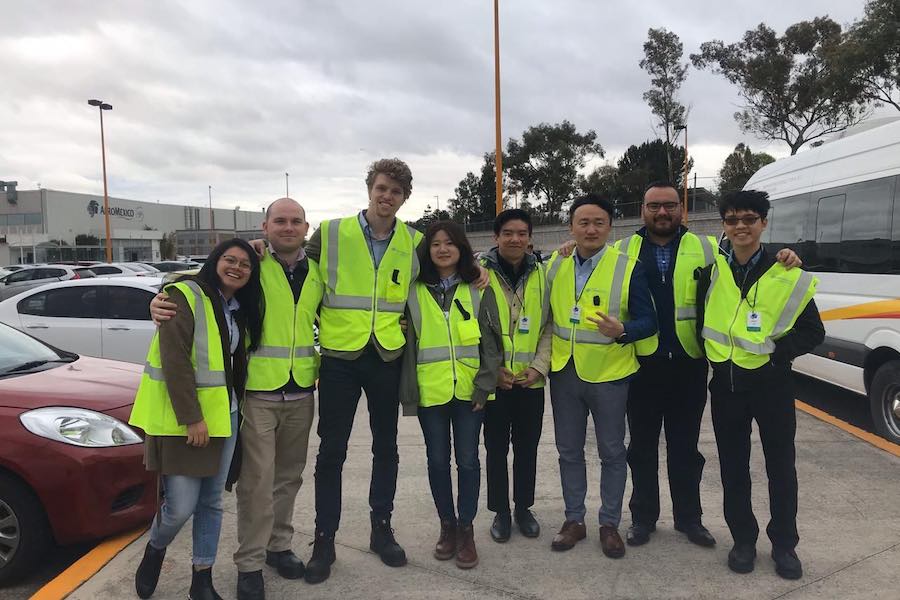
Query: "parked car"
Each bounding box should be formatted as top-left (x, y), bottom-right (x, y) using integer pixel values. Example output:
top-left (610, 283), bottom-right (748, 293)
top-left (0, 265), bottom-right (97, 301)
top-left (121, 262), bottom-right (161, 275)
top-left (0, 268), bottom-right (10, 279)
top-left (85, 263), bottom-right (143, 277)
top-left (0, 322), bottom-right (156, 583)
top-left (0, 277), bottom-right (162, 364)
top-left (150, 260), bottom-right (200, 272)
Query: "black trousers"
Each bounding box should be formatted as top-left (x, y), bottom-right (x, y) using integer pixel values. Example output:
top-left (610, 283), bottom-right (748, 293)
top-left (483, 385), bottom-right (545, 514)
top-left (710, 371), bottom-right (799, 550)
top-left (626, 357), bottom-right (708, 528)
top-left (313, 348), bottom-right (401, 535)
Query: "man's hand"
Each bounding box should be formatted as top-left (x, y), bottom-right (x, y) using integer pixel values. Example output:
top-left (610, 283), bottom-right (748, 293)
top-left (399, 316), bottom-right (408, 333)
top-left (249, 239), bottom-right (266, 259)
top-left (150, 292), bottom-right (178, 325)
top-left (497, 367), bottom-right (515, 390)
top-left (186, 420), bottom-right (210, 447)
top-left (775, 248), bottom-right (802, 270)
top-left (558, 239), bottom-right (577, 258)
top-left (514, 367), bottom-right (541, 387)
top-left (587, 311), bottom-right (625, 339)
top-left (472, 402), bottom-right (485, 412)
top-left (474, 264), bottom-right (490, 290)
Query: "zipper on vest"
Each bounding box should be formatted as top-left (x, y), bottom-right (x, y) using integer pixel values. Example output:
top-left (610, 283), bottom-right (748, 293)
top-left (444, 310), bottom-right (457, 385)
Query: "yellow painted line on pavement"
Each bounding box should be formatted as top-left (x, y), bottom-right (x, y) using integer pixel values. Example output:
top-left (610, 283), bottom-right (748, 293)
top-left (31, 526), bottom-right (147, 600)
top-left (796, 400), bottom-right (900, 458)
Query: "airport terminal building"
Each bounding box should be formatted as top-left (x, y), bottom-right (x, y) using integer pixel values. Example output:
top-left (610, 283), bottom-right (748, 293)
top-left (0, 188), bottom-right (264, 265)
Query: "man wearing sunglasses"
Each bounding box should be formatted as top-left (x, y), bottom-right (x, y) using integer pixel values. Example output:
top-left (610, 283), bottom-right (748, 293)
top-left (697, 190), bottom-right (824, 580)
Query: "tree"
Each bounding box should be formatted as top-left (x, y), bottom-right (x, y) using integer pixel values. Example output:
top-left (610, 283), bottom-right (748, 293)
top-left (447, 153), bottom-right (503, 225)
top-left (578, 164), bottom-right (619, 198)
top-left (691, 18), bottom-right (868, 154)
top-left (640, 28), bottom-right (688, 181)
top-left (836, 0), bottom-right (900, 112)
top-left (717, 143), bottom-right (776, 195)
top-left (160, 232), bottom-right (176, 259)
top-left (506, 121), bottom-right (604, 216)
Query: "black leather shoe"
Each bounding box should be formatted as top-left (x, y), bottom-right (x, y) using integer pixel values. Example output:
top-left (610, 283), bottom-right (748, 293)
top-left (236, 570), bottom-right (265, 600)
top-left (514, 509), bottom-right (540, 538)
top-left (772, 547), bottom-right (803, 580)
top-left (304, 530), bottom-right (336, 584)
top-left (189, 567), bottom-right (223, 600)
top-left (728, 543), bottom-right (757, 574)
top-left (135, 542), bottom-right (166, 599)
top-left (265, 549), bottom-right (305, 579)
top-left (490, 512), bottom-right (511, 542)
top-left (369, 513), bottom-right (407, 567)
top-left (625, 523), bottom-right (655, 546)
top-left (675, 522), bottom-right (717, 547)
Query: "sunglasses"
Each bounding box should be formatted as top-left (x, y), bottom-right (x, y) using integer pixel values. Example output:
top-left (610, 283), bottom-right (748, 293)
top-left (723, 215), bottom-right (761, 227)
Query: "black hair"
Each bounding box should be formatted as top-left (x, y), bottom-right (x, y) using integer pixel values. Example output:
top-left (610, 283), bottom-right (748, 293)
top-left (197, 238), bottom-right (264, 352)
top-left (417, 221), bottom-right (481, 285)
top-left (643, 180), bottom-right (681, 199)
top-left (493, 208), bottom-right (533, 235)
top-left (569, 194), bottom-right (615, 223)
top-left (718, 190), bottom-right (770, 220)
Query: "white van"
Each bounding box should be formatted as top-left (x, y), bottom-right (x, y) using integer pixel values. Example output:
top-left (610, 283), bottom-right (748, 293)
top-left (744, 117), bottom-right (900, 443)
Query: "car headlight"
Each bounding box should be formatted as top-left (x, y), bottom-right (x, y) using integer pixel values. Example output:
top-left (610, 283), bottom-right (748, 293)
top-left (20, 407), bottom-right (143, 447)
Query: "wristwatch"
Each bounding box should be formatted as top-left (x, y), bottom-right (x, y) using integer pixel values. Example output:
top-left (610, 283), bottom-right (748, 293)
top-left (615, 330), bottom-right (628, 344)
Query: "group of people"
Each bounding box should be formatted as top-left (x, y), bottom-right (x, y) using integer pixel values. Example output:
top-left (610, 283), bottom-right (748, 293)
top-left (127, 157), bottom-right (825, 600)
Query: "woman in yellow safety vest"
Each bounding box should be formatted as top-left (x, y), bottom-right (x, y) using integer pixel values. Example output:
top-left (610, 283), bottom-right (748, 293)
top-left (130, 238), bottom-right (263, 600)
top-left (400, 221), bottom-right (502, 570)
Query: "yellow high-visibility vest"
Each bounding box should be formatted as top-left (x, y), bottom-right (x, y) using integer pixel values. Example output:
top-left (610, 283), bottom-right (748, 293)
top-left (485, 262), bottom-right (548, 388)
top-left (245, 251), bottom-right (324, 391)
top-left (547, 247), bottom-right (639, 383)
top-left (701, 254), bottom-right (818, 369)
top-left (130, 280), bottom-right (231, 437)
top-left (616, 232), bottom-right (717, 358)
top-left (407, 281), bottom-right (491, 407)
top-left (318, 216), bottom-right (423, 352)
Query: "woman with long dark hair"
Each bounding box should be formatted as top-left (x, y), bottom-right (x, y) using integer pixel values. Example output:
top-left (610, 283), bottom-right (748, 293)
top-left (400, 221), bottom-right (502, 569)
top-left (130, 238), bottom-right (263, 600)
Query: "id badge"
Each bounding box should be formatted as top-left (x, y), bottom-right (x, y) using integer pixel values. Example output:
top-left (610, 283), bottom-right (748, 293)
top-left (569, 306), bottom-right (582, 325)
top-left (518, 315), bottom-right (531, 333)
top-left (746, 311), bottom-right (762, 332)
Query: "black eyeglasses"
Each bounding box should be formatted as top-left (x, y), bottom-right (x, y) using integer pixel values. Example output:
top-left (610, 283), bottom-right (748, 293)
top-left (723, 215), bottom-right (761, 227)
top-left (644, 202), bottom-right (681, 213)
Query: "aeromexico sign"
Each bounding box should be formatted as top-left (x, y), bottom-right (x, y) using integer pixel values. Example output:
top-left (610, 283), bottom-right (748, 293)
top-left (87, 199), bottom-right (144, 222)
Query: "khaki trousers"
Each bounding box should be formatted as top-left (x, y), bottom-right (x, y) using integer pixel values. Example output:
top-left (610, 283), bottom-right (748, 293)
top-left (234, 393), bottom-right (315, 572)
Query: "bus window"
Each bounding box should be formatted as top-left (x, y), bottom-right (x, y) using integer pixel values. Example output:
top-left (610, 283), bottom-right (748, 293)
top-left (767, 193), bottom-right (813, 262)
top-left (841, 178), bottom-right (893, 273)
top-left (815, 194), bottom-right (845, 271)
top-left (892, 176), bottom-right (900, 274)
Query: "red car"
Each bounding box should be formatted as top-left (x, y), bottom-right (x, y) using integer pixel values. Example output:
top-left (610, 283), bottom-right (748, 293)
top-left (0, 323), bottom-right (156, 584)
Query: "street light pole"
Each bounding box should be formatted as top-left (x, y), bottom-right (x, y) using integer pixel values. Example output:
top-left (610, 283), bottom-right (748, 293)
top-left (493, 0), bottom-right (503, 216)
top-left (208, 185), bottom-right (214, 230)
top-left (675, 123), bottom-right (689, 223)
top-left (285, 172), bottom-right (289, 198)
top-left (88, 99), bottom-right (113, 262)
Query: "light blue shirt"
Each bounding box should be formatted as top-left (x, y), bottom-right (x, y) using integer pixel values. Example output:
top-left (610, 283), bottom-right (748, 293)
top-left (218, 292), bottom-right (240, 412)
top-left (358, 210), bottom-right (396, 268)
top-left (574, 246), bottom-right (607, 298)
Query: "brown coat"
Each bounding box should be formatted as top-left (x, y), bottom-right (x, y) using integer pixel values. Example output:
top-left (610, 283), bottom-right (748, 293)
top-left (143, 277), bottom-right (248, 485)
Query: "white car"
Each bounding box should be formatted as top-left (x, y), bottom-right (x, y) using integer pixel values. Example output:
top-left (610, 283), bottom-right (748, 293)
top-left (87, 263), bottom-right (144, 278)
top-left (0, 277), bottom-right (163, 364)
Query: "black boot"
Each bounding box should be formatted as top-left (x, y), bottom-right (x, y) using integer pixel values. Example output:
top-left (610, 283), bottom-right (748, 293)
top-left (236, 570), bottom-right (265, 600)
top-left (135, 542), bottom-right (166, 599)
top-left (304, 530), bottom-right (336, 584)
top-left (189, 567), bottom-right (223, 600)
top-left (369, 513), bottom-right (407, 567)
top-left (265, 549), bottom-right (305, 579)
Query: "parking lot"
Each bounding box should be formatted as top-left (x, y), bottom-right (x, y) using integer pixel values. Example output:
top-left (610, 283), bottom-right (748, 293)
top-left (10, 374), bottom-right (897, 600)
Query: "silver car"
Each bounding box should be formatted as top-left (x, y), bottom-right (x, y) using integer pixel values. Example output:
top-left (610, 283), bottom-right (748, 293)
top-left (0, 265), bottom-right (97, 301)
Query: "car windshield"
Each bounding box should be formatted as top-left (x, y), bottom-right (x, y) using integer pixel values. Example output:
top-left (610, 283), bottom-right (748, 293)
top-left (0, 322), bottom-right (71, 374)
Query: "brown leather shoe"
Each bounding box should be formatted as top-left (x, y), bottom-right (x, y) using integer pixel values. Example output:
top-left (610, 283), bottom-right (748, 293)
top-left (551, 520), bottom-right (586, 551)
top-left (434, 520), bottom-right (457, 560)
top-left (599, 525), bottom-right (625, 558)
top-left (456, 523), bottom-right (479, 569)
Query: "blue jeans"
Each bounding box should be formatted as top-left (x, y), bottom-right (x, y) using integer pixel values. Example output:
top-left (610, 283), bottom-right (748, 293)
top-left (149, 411), bottom-right (238, 566)
top-left (417, 399), bottom-right (484, 525)
top-left (550, 361), bottom-right (629, 528)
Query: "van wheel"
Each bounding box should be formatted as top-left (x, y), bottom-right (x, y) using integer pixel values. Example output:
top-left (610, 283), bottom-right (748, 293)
top-left (870, 360), bottom-right (900, 445)
top-left (0, 473), bottom-right (50, 585)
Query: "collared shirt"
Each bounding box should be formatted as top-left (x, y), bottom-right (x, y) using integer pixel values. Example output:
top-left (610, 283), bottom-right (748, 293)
top-left (651, 237), bottom-right (677, 277)
top-left (574, 245), bottom-right (607, 298)
top-left (728, 246), bottom-right (763, 285)
top-left (427, 272), bottom-right (462, 310)
top-left (218, 291), bottom-right (240, 412)
top-left (358, 210), bottom-right (397, 268)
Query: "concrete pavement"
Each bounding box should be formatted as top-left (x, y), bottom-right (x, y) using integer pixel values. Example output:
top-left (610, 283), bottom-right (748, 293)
top-left (70, 391), bottom-right (900, 599)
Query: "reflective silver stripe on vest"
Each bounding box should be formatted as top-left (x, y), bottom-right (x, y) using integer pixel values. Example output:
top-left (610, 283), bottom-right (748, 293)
top-left (771, 271), bottom-right (814, 338)
top-left (546, 256), bottom-right (564, 285)
top-left (376, 300), bottom-right (406, 313)
top-left (142, 280), bottom-right (226, 388)
top-left (406, 224), bottom-right (421, 282)
top-left (506, 350), bottom-right (536, 363)
top-left (407, 284), bottom-right (423, 338)
top-left (418, 346), bottom-right (451, 363)
top-left (252, 345), bottom-right (292, 359)
top-left (702, 326), bottom-right (775, 354)
top-left (322, 294), bottom-right (371, 309)
top-left (455, 345), bottom-right (479, 360)
top-left (701, 325), bottom-right (730, 346)
top-left (295, 346), bottom-right (316, 358)
top-left (675, 306), bottom-right (697, 321)
top-left (704, 263), bottom-right (720, 307)
top-left (697, 235), bottom-right (715, 266)
top-left (607, 251), bottom-right (629, 320)
top-left (322, 219), bottom-right (343, 308)
top-left (551, 323), bottom-right (613, 345)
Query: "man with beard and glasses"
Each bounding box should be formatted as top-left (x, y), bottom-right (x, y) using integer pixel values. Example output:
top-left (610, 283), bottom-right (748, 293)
top-left (615, 182), bottom-right (800, 551)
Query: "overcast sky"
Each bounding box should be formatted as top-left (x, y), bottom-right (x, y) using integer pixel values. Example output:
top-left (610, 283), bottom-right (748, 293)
top-left (1, 0), bottom-right (870, 228)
